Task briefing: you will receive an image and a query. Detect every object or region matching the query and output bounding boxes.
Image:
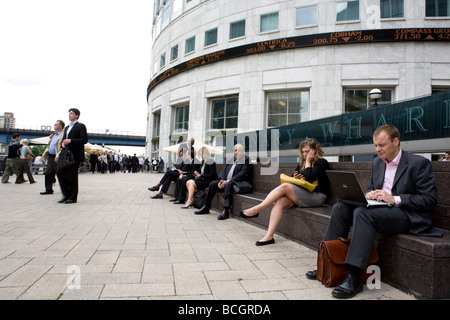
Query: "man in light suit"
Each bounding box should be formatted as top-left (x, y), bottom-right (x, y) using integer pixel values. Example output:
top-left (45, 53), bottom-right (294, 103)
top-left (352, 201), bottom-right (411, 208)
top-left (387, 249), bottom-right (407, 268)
top-left (195, 143), bottom-right (252, 220)
top-left (56, 108), bottom-right (88, 204)
top-left (306, 125), bottom-right (441, 298)
top-left (40, 119), bottom-right (65, 195)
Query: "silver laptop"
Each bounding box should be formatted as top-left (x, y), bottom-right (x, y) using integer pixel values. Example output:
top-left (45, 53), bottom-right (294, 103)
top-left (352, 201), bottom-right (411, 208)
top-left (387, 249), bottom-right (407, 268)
top-left (326, 170), bottom-right (392, 207)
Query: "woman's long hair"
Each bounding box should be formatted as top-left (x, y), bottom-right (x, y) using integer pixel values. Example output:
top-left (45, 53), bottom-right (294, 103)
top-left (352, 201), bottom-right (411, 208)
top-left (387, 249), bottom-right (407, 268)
top-left (299, 138), bottom-right (324, 170)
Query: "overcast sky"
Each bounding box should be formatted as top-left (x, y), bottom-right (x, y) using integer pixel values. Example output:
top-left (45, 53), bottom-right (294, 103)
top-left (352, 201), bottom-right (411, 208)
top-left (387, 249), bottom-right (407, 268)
top-left (0, 0), bottom-right (153, 144)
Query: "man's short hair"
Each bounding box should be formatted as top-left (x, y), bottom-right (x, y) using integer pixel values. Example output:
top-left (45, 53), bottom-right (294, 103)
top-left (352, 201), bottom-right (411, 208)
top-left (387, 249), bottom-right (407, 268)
top-left (57, 120), bottom-right (65, 128)
top-left (69, 108), bottom-right (81, 117)
top-left (12, 133), bottom-right (21, 139)
top-left (373, 124), bottom-right (400, 142)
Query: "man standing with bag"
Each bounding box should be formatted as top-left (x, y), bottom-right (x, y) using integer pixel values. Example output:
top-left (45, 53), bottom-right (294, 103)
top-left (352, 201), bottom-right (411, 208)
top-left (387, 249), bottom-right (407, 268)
top-left (56, 108), bottom-right (88, 204)
top-left (306, 125), bottom-right (441, 298)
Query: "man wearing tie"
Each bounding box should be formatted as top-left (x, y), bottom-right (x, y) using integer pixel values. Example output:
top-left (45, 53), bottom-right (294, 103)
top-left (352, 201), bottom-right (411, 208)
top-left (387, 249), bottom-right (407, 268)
top-left (195, 143), bottom-right (252, 220)
top-left (56, 108), bottom-right (88, 204)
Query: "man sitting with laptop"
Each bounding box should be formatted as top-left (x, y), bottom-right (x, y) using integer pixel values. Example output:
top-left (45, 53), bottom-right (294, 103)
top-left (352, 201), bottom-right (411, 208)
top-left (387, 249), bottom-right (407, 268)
top-left (306, 124), bottom-right (442, 299)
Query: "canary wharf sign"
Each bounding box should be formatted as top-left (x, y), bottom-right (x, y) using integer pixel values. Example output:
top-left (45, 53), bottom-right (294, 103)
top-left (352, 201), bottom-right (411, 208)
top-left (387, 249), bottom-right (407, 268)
top-left (226, 91), bottom-right (450, 153)
top-left (147, 28), bottom-right (450, 97)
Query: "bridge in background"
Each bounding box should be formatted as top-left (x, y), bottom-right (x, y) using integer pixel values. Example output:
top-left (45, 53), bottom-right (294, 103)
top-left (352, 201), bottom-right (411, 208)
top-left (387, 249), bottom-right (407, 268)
top-left (0, 128), bottom-right (146, 147)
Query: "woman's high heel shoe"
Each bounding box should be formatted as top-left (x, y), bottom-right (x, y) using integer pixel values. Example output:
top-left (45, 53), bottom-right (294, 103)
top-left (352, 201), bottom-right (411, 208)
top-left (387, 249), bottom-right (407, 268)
top-left (181, 202), bottom-right (193, 209)
top-left (239, 210), bottom-right (259, 218)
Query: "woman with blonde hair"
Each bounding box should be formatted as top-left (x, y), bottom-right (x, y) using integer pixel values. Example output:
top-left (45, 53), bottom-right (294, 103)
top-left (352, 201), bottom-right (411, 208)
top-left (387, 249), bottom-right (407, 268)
top-left (18, 139), bottom-right (36, 184)
top-left (181, 146), bottom-right (218, 208)
top-left (239, 138), bottom-right (330, 245)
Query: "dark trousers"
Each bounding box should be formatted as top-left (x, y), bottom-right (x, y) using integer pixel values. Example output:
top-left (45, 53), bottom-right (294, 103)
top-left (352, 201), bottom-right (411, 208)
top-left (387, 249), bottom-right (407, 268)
top-left (205, 180), bottom-right (235, 209)
top-left (45, 154), bottom-right (58, 192)
top-left (174, 175), bottom-right (194, 201)
top-left (57, 162), bottom-right (80, 201)
top-left (324, 202), bottom-right (410, 269)
top-left (159, 170), bottom-right (179, 194)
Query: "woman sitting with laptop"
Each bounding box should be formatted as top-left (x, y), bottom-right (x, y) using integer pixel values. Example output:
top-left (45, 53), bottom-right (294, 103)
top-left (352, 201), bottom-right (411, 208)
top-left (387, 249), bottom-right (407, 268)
top-left (239, 138), bottom-right (331, 246)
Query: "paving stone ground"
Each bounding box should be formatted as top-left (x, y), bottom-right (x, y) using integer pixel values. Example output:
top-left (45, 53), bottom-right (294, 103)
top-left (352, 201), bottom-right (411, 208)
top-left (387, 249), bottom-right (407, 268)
top-left (0, 171), bottom-right (415, 300)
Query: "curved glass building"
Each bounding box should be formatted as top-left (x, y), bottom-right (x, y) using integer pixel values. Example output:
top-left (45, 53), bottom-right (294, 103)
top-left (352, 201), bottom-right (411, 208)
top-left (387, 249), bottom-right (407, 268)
top-left (146, 0), bottom-right (450, 159)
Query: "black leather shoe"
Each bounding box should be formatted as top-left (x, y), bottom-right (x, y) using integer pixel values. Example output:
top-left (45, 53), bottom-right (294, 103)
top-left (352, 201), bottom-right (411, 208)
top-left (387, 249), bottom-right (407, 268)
top-left (331, 273), bottom-right (363, 299)
top-left (239, 210), bottom-right (259, 218)
top-left (255, 239), bottom-right (275, 246)
top-left (64, 199), bottom-right (77, 204)
top-left (148, 185), bottom-right (160, 191)
top-left (217, 208), bottom-right (229, 220)
top-left (40, 191), bottom-right (54, 195)
top-left (173, 200), bottom-right (184, 204)
top-left (151, 193), bottom-right (163, 199)
top-left (194, 205), bottom-right (210, 215)
top-left (305, 270), bottom-right (318, 280)
top-left (57, 197), bottom-right (67, 203)
top-left (169, 198), bottom-right (177, 202)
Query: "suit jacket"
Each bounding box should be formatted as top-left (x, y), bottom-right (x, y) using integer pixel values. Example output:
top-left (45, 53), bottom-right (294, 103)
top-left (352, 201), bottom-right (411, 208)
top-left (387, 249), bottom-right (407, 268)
top-left (199, 160), bottom-right (218, 183)
top-left (183, 157), bottom-right (202, 179)
top-left (43, 130), bottom-right (64, 161)
top-left (367, 150), bottom-right (441, 236)
top-left (61, 122), bottom-right (88, 164)
top-left (219, 155), bottom-right (252, 183)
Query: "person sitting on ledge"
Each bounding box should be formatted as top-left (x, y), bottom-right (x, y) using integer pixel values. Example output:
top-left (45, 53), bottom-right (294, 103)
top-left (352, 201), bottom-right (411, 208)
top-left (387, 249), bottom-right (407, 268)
top-left (179, 146), bottom-right (218, 209)
top-left (194, 143), bottom-right (252, 220)
top-left (305, 124), bottom-right (442, 299)
top-left (149, 147), bottom-right (191, 199)
top-left (239, 138), bottom-right (330, 246)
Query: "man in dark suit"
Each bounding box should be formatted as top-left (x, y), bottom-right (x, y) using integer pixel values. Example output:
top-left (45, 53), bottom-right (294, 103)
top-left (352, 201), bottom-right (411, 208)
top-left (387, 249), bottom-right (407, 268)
top-left (195, 143), bottom-right (252, 220)
top-left (306, 124), bottom-right (441, 298)
top-left (56, 108), bottom-right (88, 204)
top-left (150, 147), bottom-right (191, 199)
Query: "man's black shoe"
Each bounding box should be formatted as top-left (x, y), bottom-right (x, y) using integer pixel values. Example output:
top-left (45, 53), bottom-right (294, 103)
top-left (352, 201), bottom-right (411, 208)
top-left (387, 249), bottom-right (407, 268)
top-left (194, 205), bottom-right (210, 215)
top-left (305, 270), bottom-right (317, 280)
top-left (64, 199), bottom-right (77, 204)
top-left (151, 193), bottom-right (163, 199)
top-left (331, 273), bottom-right (363, 299)
top-left (57, 197), bottom-right (67, 203)
top-left (173, 200), bottom-right (184, 204)
top-left (217, 208), bottom-right (229, 220)
top-left (148, 185), bottom-right (160, 191)
top-left (169, 198), bottom-right (178, 202)
top-left (40, 191), bottom-right (54, 195)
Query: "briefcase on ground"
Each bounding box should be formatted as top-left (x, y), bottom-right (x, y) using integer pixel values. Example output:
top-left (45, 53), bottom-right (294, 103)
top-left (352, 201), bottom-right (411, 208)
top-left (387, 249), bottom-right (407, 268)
top-left (316, 237), bottom-right (379, 287)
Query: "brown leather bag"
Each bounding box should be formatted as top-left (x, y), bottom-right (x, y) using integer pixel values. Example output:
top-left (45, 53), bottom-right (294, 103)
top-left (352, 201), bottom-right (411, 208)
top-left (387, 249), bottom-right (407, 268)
top-left (316, 237), bottom-right (379, 287)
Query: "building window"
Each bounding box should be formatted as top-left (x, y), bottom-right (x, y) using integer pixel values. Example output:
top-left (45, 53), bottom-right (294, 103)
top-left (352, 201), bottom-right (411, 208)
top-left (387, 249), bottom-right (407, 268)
top-left (336, 1), bottom-right (359, 22)
top-left (267, 91), bottom-right (309, 127)
top-left (174, 105), bottom-right (189, 132)
top-left (160, 53), bottom-right (166, 68)
top-left (185, 36), bottom-right (195, 54)
top-left (153, 112), bottom-right (161, 138)
top-left (380, 0), bottom-right (404, 18)
top-left (170, 45), bottom-right (178, 61)
top-left (205, 28), bottom-right (218, 47)
top-left (161, 2), bottom-right (171, 30)
top-left (230, 19), bottom-right (245, 39)
top-left (211, 97), bottom-right (239, 129)
top-left (260, 12), bottom-right (279, 33)
top-left (296, 5), bottom-right (318, 27)
top-left (426, 0), bottom-right (450, 17)
top-left (432, 86), bottom-right (450, 94)
top-left (344, 89), bottom-right (393, 112)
